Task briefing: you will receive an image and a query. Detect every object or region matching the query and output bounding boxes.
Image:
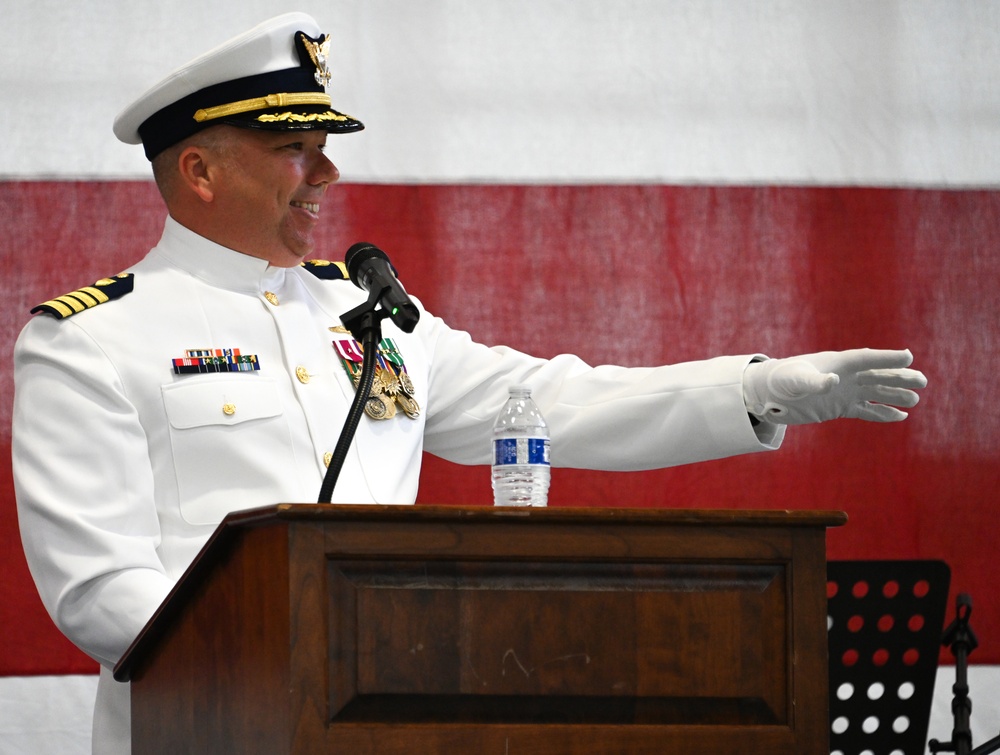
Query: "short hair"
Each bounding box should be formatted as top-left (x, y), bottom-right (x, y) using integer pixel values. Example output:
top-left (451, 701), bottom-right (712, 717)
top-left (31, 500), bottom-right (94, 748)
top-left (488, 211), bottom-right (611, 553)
top-left (150, 125), bottom-right (236, 202)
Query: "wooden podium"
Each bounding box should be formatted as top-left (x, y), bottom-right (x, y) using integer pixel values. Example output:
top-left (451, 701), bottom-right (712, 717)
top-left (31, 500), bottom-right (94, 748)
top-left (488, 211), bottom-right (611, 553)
top-left (114, 504), bottom-right (846, 754)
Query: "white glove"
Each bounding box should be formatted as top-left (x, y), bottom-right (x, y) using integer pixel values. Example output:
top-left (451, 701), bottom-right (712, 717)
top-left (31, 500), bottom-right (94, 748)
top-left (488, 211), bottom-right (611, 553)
top-left (742, 348), bottom-right (927, 425)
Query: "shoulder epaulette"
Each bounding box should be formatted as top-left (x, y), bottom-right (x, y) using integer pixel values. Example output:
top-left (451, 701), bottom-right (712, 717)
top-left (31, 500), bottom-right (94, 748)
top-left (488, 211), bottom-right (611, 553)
top-left (31, 273), bottom-right (135, 319)
top-left (301, 259), bottom-right (349, 280)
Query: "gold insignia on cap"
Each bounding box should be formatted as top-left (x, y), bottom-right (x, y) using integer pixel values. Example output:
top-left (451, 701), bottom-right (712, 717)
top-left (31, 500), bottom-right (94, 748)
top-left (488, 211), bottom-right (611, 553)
top-left (256, 111), bottom-right (350, 124)
top-left (298, 32), bottom-right (332, 88)
top-left (193, 92), bottom-right (333, 123)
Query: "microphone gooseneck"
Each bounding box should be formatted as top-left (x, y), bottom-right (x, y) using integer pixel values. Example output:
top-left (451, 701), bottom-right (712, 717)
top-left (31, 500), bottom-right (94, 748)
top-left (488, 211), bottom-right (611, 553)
top-left (318, 242), bottom-right (419, 503)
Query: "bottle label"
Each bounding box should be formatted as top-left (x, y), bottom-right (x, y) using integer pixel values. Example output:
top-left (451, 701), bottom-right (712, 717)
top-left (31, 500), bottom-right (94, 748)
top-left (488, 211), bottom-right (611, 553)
top-left (494, 437), bottom-right (550, 466)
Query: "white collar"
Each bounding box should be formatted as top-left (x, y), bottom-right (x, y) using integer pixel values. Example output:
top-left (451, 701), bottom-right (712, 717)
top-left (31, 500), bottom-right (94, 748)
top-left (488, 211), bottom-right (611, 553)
top-left (152, 216), bottom-right (287, 294)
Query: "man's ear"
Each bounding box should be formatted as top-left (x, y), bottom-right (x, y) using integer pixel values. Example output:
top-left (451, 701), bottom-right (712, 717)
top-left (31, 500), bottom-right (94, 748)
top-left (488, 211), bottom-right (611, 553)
top-left (177, 145), bottom-right (218, 203)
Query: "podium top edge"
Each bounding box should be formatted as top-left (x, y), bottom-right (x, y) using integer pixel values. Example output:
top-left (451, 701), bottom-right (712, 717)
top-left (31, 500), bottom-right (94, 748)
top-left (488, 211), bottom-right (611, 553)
top-left (229, 503), bottom-right (848, 529)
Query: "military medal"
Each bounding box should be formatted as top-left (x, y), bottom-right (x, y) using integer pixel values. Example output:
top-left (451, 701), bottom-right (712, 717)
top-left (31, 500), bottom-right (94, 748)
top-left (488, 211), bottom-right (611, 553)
top-left (378, 338), bottom-right (420, 418)
top-left (394, 392), bottom-right (421, 420)
top-left (339, 357), bottom-right (392, 421)
top-left (365, 394), bottom-right (391, 420)
top-left (332, 336), bottom-right (420, 421)
top-left (398, 371), bottom-right (416, 397)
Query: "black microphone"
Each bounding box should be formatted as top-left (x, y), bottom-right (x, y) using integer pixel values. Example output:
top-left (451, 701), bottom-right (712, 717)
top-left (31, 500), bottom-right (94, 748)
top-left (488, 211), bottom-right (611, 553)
top-left (344, 242), bottom-right (420, 333)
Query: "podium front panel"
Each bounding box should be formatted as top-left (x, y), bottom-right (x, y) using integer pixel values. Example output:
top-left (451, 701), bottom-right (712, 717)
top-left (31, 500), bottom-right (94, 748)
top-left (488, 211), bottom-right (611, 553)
top-left (328, 560), bottom-right (787, 725)
top-left (120, 505), bottom-right (842, 755)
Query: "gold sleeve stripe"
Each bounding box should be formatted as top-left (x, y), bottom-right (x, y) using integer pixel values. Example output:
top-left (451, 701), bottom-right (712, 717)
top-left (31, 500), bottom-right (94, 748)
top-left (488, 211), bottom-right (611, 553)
top-left (40, 299), bottom-right (75, 318)
top-left (79, 286), bottom-right (111, 304)
top-left (193, 92), bottom-right (333, 123)
top-left (61, 291), bottom-right (97, 309)
top-left (31, 273), bottom-right (135, 319)
top-left (55, 295), bottom-right (87, 313)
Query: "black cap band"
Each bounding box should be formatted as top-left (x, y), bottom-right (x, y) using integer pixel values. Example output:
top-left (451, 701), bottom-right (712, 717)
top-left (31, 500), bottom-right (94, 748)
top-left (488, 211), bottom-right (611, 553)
top-left (138, 66), bottom-right (363, 160)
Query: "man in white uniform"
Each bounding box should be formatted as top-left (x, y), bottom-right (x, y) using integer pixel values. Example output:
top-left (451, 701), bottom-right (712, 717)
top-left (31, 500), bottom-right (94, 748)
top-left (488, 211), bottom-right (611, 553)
top-left (11, 13), bottom-right (926, 754)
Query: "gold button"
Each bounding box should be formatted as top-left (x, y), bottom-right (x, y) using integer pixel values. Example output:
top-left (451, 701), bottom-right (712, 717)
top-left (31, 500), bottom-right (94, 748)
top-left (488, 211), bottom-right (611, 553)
top-left (295, 365), bottom-right (311, 384)
top-left (222, 403), bottom-right (236, 416)
top-left (264, 291), bottom-right (279, 306)
top-left (323, 452), bottom-right (333, 468)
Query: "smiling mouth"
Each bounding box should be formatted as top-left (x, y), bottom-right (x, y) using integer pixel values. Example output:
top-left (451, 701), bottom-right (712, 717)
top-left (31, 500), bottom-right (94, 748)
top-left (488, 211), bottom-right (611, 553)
top-left (290, 200), bottom-right (320, 213)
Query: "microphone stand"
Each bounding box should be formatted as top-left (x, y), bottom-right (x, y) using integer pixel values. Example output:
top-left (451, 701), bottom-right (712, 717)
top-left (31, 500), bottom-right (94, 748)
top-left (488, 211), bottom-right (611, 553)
top-left (929, 594), bottom-right (1000, 755)
top-left (317, 284), bottom-right (389, 504)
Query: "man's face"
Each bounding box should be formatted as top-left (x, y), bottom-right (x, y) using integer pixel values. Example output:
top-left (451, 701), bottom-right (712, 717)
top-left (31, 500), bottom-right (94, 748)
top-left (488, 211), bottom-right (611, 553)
top-left (208, 128), bottom-right (340, 267)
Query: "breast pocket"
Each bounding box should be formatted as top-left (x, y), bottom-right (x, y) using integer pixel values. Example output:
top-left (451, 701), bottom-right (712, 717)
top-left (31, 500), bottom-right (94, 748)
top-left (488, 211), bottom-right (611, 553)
top-left (161, 378), bottom-right (296, 525)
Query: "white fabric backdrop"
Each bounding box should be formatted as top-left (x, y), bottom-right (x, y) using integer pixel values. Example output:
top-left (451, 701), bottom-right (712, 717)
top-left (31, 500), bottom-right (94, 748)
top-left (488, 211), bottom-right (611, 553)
top-left (0, 0), bottom-right (997, 184)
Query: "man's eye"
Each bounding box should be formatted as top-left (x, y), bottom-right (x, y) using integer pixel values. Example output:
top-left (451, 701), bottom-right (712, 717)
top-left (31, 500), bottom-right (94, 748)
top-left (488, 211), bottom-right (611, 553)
top-left (283, 142), bottom-right (304, 151)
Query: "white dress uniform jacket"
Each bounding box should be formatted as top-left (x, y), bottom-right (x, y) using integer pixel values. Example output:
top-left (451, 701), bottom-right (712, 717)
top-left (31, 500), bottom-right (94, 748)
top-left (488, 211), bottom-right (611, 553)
top-left (12, 216), bottom-right (783, 753)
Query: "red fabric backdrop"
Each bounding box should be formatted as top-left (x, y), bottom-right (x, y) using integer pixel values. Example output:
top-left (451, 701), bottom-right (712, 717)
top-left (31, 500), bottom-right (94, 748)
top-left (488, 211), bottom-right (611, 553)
top-left (2, 181), bottom-right (998, 674)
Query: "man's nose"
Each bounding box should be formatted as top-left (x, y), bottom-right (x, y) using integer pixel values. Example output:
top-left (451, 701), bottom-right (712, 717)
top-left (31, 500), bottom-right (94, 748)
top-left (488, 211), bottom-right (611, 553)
top-left (311, 150), bottom-right (340, 186)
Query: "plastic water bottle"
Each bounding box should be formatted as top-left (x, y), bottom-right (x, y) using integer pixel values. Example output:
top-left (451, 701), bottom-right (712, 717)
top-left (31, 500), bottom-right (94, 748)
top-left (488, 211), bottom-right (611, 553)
top-left (492, 385), bottom-right (550, 507)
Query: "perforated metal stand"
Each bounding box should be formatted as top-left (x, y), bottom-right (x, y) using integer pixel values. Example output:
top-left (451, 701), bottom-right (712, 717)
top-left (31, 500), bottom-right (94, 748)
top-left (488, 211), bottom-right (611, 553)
top-left (827, 560), bottom-right (951, 755)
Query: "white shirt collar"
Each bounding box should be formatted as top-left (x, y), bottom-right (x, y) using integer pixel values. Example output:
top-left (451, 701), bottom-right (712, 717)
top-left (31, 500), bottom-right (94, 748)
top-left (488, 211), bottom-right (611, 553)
top-left (152, 215), bottom-right (287, 294)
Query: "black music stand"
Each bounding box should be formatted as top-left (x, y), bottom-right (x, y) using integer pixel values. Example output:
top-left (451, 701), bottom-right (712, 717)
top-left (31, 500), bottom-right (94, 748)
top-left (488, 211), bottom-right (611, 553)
top-left (827, 560), bottom-right (951, 755)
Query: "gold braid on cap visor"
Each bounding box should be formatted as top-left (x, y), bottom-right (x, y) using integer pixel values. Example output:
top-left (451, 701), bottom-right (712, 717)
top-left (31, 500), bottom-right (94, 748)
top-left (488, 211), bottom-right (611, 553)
top-left (193, 92), bottom-right (333, 122)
